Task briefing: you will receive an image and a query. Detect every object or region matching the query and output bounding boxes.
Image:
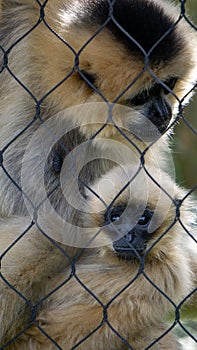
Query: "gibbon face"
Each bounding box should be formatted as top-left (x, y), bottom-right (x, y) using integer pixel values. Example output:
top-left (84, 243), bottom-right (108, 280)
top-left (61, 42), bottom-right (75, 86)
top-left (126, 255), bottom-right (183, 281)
top-left (16, 165), bottom-right (193, 350)
top-left (84, 164), bottom-right (193, 261)
top-left (1, 0), bottom-right (196, 140)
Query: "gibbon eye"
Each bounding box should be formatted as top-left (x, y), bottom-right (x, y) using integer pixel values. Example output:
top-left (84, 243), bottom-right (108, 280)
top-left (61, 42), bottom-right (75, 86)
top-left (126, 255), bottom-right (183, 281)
top-left (80, 70), bottom-right (97, 86)
top-left (105, 205), bottom-right (126, 224)
top-left (137, 209), bottom-right (153, 226)
top-left (126, 90), bottom-right (150, 106)
top-left (111, 214), bottom-right (120, 222)
top-left (163, 77), bottom-right (178, 94)
top-left (123, 77), bottom-right (178, 107)
top-left (53, 152), bottom-right (63, 173)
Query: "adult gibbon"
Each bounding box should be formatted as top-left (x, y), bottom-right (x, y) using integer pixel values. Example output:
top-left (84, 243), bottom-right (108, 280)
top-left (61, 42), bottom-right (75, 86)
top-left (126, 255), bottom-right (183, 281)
top-left (0, 0), bottom-right (197, 348)
top-left (0, 164), bottom-right (195, 349)
top-left (0, 0), bottom-right (196, 217)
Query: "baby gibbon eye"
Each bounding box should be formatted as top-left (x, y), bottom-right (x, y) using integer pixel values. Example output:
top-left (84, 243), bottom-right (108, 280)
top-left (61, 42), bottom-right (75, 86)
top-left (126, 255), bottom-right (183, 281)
top-left (137, 209), bottom-right (153, 227)
top-left (105, 206), bottom-right (153, 226)
top-left (80, 70), bottom-right (97, 86)
top-left (105, 205), bottom-right (126, 224)
top-left (111, 214), bottom-right (121, 222)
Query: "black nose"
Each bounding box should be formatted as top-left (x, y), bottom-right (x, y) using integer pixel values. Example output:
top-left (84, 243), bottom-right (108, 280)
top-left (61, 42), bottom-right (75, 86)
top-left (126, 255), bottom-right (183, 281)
top-left (147, 97), bottom-right (172, 134)
top-left (113, 230), bottom-right (146, 259)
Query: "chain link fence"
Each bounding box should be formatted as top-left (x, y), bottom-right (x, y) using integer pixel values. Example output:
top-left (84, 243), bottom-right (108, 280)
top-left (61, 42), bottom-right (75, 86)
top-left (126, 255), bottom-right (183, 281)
top-left (0, 0), bottom-right (196, 349)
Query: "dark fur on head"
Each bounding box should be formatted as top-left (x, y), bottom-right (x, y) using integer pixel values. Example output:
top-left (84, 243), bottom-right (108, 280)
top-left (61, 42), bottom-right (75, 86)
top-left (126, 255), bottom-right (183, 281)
top-left (80, 0), bottom-right (184, 63)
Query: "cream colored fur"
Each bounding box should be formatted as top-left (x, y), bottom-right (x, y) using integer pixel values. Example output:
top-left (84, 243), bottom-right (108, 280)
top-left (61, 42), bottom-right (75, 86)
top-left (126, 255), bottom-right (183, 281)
top-left (0, 0), bottom-right (196, 348)
top-left (0, 165), bottom-right (195, 349)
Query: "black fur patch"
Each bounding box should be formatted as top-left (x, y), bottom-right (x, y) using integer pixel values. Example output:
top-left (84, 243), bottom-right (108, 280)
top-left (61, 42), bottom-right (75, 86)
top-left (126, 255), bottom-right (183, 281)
top-left (80, 0), bottom-right (184, 64)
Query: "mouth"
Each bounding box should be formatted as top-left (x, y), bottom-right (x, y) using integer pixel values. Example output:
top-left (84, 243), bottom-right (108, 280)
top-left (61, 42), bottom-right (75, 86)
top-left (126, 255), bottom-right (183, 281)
top-left (112, 227), bottom-right (150, 260)
top-left (142, 98), bottom-right (172, 136)
top-left (126, 117), bottom-right (164, 143)
top-left (113, 243), bottom-right (146, 260)
top-left (143, 111), bottom-right (171, 136)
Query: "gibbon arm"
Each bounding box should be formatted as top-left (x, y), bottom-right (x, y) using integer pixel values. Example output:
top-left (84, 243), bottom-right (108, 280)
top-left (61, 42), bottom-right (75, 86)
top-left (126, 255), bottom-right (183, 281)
top-left (0, 217), bottom-right (71, 346)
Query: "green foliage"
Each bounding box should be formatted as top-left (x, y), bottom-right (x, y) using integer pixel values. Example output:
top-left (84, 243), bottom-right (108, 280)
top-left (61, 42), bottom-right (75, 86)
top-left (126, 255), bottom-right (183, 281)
top-left (173, 1), bottom-right (197, 190)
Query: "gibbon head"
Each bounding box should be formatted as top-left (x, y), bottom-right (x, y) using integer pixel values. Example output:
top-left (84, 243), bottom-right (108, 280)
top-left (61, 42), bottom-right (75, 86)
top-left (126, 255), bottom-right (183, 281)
top-left (83, 164), bottom-right (193, 260)
top-left (2, 0), bottom-right (197, 140)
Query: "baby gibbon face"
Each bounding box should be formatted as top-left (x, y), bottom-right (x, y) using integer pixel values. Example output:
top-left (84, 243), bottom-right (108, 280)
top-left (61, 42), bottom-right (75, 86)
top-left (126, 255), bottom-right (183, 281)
top-left (84, 165), bottom-right (192, 260)
top-left (2, 0), bottom-right (196, 139)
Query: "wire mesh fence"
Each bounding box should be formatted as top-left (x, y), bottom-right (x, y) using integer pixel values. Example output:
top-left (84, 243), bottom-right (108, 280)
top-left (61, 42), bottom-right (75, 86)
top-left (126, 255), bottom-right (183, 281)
top-left (0, 0), bottom-right (196, 349)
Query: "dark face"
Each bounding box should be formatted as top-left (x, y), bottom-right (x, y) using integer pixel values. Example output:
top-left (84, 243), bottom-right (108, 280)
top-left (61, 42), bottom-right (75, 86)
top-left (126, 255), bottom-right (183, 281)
top-left (77, 0), bottom-right (184, 136)
top-left (78, 71), bottom-right (177, 137)
top-left (105, 205), bottom-right (154, 259)
top-left (123, 77), bottom-right (177, 136)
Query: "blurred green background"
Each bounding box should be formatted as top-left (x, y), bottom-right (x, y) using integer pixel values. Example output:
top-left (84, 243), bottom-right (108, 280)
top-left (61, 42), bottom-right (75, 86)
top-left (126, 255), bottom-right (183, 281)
top-left (169, 2), bottom-right (197, 349)
top-left (173, 1), bottom-right (197, 191)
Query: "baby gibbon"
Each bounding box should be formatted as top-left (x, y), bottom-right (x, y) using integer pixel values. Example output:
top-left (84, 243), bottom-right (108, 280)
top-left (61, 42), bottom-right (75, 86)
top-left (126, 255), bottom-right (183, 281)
top-left (0, 165), bottom-right (195, 349)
